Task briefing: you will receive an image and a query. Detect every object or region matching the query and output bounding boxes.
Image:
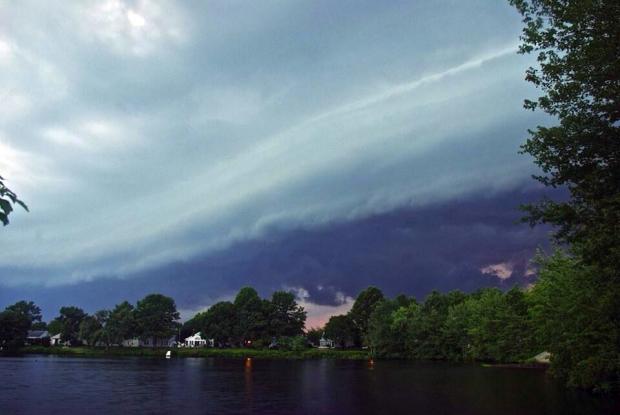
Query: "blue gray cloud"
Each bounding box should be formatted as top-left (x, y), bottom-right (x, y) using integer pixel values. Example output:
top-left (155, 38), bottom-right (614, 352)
top-left (1, 1), bottom-right (546, 299)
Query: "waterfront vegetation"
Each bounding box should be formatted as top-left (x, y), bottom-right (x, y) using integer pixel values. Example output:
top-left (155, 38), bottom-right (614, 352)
top-left (20, 345), bottom-right (369, 360)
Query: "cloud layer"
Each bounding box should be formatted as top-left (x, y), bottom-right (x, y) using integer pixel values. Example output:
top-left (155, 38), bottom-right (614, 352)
top-left (1, 0), bottom-right (546, 305)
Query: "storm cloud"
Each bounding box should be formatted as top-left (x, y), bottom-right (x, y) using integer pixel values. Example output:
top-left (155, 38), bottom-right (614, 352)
top-left (1, 1), bottom-right (553, 323)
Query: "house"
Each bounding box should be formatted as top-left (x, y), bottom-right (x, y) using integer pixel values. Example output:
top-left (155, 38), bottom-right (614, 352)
top-left (318, 333), bottom-right (334, 349)
top-left (25, 330), bottom-right (50, 346)
top-left (184, 332), bottom-right (207, 348)
top-left (122, 336), bottom-right (177, 348)
top-left (50, 333), bottom-right (63, 346)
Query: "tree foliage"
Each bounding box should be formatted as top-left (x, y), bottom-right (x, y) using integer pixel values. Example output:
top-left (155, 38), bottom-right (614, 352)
top-left (528, 251), bottom-right (619, 391)
top-left (6, 300), bottom-right (42, 325)
top-left (106, 301), bottom-right (136, 345)
top-left (0, 175), bottom-right (28, 226)
top-left (53, 306), bottom-right (87, 345)
top-left (510, 0), bottom-right (620, 391)
top-left (511, 0), bottom-right (620, 269)
top-left (324, 314), bottom-right (357, 348)
top-left (134, 294), bottom-right (180, 341)
top-left (0, 310), bottom-right (30, 350)
top-left (348, 286), bottom-right (384, 343)
top-left (267, 291), bottom-right (307, 338)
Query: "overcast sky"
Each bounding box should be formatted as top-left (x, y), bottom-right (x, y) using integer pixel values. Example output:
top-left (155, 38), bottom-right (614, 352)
top-left (0, 1), bottom-right (553, 326)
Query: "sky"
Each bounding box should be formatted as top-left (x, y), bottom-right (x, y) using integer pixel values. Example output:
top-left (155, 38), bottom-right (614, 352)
top-left (0, 0), bottom-right (556, 327)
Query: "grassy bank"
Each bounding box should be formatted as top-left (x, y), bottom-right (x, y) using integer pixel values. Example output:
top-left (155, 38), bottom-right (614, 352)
top-left (20, 346), bottom-right (370, 360)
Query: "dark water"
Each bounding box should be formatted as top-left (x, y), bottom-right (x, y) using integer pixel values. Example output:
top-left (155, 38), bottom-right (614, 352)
top-left (0, 356), bottom-right (618, 415)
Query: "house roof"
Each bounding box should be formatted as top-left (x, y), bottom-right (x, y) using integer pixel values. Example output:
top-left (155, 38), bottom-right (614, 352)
top-left (27, 330), bottom-right (49, 339)
top-left (184, 332), bottom-right (205, 341)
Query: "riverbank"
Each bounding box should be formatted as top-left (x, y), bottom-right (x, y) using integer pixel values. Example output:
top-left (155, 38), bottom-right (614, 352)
top-left (19, 346), bottom-right (370, 360)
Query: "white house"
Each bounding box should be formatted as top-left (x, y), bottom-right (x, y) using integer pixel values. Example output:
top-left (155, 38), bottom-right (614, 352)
top-left (318, 333), bottom-right (334, 349)
top-left (184, 332), bottom-right (207, 348)
top-left (122, 336), bottom-right (177, 348)
top-left (50, 333), bottom-right (63, 346)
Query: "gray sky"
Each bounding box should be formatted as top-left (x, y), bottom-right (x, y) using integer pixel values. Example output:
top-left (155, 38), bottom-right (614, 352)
top-left (0, 1), bottom-right (550, 325)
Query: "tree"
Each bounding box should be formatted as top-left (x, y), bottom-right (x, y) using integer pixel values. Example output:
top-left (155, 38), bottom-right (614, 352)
top-left (107, 301), bottom-right (136, 345)
top-left (305, 327), bottom-right (323, 346)
top-left (324, 315), bottom-right (357, 348)
top-left (0, 310), bottom-right (30, 350)
top-left (528, 251), bottom-right (619, 390)
top-left (53, 306), bottom-right (87, 345)
top-left (510, 0), bottom-right (620, 390)
top-left (5, 301), bottom-right (42, 326)
top-left (79, 315), bottom-right (103, 346)
top-left (134, 294), bottom-right (180, 343)
top-left (367, 299), bottom-right (402, 357)
top-left (511, 0), bottom-right (620, 270)
top-left (348, 286), bottom-right (384, 344)
top-left (201, 301), bottom-right (237, 345)
top-left (233, 287), bottom-right (266, 344)
top-left (0, 175), bottom-right (28, 226)
top-left (47, 319), bottom-right (63, 336)
top-left (267, 291), bottom-right (306, 338)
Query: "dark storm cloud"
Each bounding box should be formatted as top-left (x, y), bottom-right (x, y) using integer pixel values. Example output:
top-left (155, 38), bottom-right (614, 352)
top-left (1, 1), bottom-right (542, 287)
top-left (0, 183), bottom-right (559, 322)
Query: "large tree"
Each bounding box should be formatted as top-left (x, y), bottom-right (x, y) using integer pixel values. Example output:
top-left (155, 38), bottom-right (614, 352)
top-left (0, 310), bottom-right (31, 350)
top-left (5, 300), bottom-right (42, 329)
top-left (510, 0), bottom-right (620, 269)
top-left (510, 0), bottom-right (620, 390)
top-left (200, 301), bottom-right (237, 345)
top-left (348, 286), bottom-right (384, 343)
top-left (324, 314), bottom-right (357, 348)
top-left (107, 301), bottom-right (136, 345)
top-left (53, 306), bottom-right (87, 345)
top-left (233, 287), bottom-right (266, 344)
top-left (134, 294), bottom-right (180, 343)
top-left (267, 291), bottom-right (306, 338)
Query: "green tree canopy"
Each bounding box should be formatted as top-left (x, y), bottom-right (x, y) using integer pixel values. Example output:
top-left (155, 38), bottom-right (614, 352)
top-left (53, 306), bottom-right (87, 345)
top-left (324, 314), bottom-right (357, 348)
top-left (348, 286), bottom-right (384, 343)
top-left (510, 0), bottom-right (620, 269)
top-left (79, 315), bottom-right (104, 346)
top-left (134, 294), bottom-right (180, 341)
top-left (0, 310), bottom-right (31, 350)
top-left (201, 301), bottom-right (237, 345)
top-left (5, 300), bottom-right (42, 326)
top-left (106, 301), bottom-right (136, 345)
top-left (267, 291), bottom-right (306, 338)
top-left (233, 287), bottom-right (266, 343)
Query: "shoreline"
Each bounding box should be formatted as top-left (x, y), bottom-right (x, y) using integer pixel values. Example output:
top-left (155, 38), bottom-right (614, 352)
top-left (11, 347), bottom-right (550, 370)
top-left (15, 346), bottom-right (370, 360)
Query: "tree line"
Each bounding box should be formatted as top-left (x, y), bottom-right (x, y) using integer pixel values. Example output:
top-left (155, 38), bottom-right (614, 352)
top-left (0, 288), bottom-right (308, 350)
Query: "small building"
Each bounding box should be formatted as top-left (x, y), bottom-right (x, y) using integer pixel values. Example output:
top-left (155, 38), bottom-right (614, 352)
top-left (25, 330), bottom-right (50, 346)
top-left (50, 333), bottom-right (63, 346)
top-left (184, 332), bottom-right (207, 348)
top-left (122, 336), bottom-right (177, 348)
top-left (318, 333), bottom-right (334, 349)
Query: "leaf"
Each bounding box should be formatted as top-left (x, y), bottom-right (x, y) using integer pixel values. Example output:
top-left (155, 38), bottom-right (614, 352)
top-left (16, 200), bottom-right (29, 212)
top-left (0, 199), bottom-right (13, 215)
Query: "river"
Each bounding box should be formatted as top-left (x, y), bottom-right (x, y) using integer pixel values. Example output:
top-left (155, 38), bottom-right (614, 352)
top-left (0, 355), bottom-right (617, 414)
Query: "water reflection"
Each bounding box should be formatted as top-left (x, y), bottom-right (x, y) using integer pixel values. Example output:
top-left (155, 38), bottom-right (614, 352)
top-left (0, 356), bottom-right (618, 415)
